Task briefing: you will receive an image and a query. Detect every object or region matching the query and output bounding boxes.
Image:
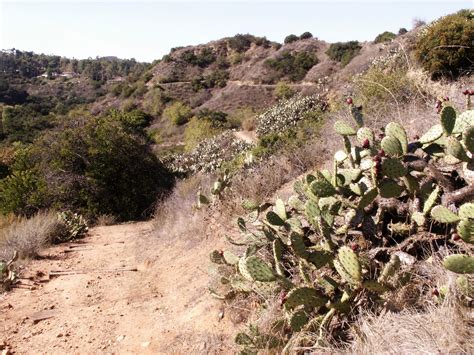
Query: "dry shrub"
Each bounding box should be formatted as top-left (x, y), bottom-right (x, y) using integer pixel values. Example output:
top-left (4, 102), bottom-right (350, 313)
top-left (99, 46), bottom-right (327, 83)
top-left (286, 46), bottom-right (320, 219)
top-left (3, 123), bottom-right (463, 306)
top-left (153, 174), bottom-right (212, 244)
top-left (0, 211), bottom-right (63, 260)
top-left (348, 301), bottom-right (472, 354)
top-left (95, 214), bottom-right (117, 226)
top-left (242, 116), bottom-right (256, 132)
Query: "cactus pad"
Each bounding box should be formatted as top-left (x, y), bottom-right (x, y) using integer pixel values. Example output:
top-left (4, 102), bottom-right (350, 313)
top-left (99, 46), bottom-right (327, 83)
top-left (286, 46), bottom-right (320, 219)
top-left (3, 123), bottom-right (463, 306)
top-left (272, 239), bottom-right (285, 276)
top-left (266, 211), bottom-right (286, 226)
top-left (307, 249), bottom-right (333, 269)
top-left (243, 256), bottom-right (276, 282)
top-left (381, 136), bottom-right (403, 157)
top-left (222, 251), bottom-right (239, 265)
top-left (382, 158), bottom-right (407, 178)
top-left (289, 232), bottom-right (309, 258)
top-left (443, 254), bottom-right (474, 274)
top-left (337, 246), bottom-right (362, 283)
top-left (412, 211), bottom-right (426, 226)
top-left (422, 185), bottom-right (440, 214)
top-left (338, 169), bottom-right (362, 185)
top-left (459, 203), bottom-right (474, 219)
top-left (446, 136), bottom-right (471, 162)
top-left (275, 198), bottom-right (287, 221)
top-left (419, 124), bottom-right (443, 144)
top-left (378, 254), bottom-right (401, 282)
top-left (288, 195), bottom-right (305, 211)
top-left (288, 310), bottom-right (310, 332)
top-left (284, 287), bottom-right (328, 310)
top-left (431, 205), bottom-right (461, 224)
top-left (402, 174), bottom-right (419, 194)
top-left (358, 187), bottom-right (378, 210)
top-left (357, 127), bottom-right (375, 146)
top-left (463, 126), bottom-right (474, 154)
top-left (241, 199), bottom-right (260, 211)
top-left (453, 110), bottom-right (474, 134)
top-left (362, 280), bottom-right (390, 293)
top-left (310, 179), bottom-right (336, 198)
top-left (440, 106), bottom-right (456, 135)
top-left (334, 121), bottom-right (356, 136)
top-left (379, 179), bottom-right (404, 198)
top-left (386, 122), bottom-right (408, 153)
top-left (457, 219), bottom-right (473, 243)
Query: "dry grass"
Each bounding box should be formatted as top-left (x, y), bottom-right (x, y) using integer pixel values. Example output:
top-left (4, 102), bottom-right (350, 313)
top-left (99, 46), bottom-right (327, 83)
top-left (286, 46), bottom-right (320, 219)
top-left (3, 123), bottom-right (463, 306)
top-left (94, 214), bottom-right (117, 226)
top-left (0, 211), bottom-right (63, 260)
top-left (348, 301), bottom-right (472, 354)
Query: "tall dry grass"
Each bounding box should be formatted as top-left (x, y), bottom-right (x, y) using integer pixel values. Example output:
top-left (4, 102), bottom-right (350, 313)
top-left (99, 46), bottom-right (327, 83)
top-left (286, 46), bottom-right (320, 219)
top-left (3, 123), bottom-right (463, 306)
top-left (0, 211), bottom-right (63, 260)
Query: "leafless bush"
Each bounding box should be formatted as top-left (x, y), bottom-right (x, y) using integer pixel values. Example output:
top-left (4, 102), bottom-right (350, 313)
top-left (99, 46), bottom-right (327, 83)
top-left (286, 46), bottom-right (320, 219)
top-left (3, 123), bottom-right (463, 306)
top-left (95, 214), bottom-right (117, 226)
top-left (0, 211), bottom-right (63, 260)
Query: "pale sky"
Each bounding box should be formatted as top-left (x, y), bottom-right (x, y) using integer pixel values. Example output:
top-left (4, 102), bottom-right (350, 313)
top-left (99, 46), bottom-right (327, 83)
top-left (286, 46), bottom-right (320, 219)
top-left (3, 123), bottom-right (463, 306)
top-left (0, 1), bottom-right (470, 62)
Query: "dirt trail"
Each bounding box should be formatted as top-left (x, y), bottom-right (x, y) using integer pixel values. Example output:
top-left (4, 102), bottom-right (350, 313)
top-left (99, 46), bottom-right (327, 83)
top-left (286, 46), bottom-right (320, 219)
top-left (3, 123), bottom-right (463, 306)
top-left (1, 222), bottom-right (234, 354)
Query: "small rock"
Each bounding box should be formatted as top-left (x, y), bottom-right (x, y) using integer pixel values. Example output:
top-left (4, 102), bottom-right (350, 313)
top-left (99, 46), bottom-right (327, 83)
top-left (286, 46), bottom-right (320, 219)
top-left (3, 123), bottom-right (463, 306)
top-left (56, 333), bottom-right (63, 338)
top-left (141, 341), bottom-right (150, 348)
top-left (116, 335), bottom-right (125, 342)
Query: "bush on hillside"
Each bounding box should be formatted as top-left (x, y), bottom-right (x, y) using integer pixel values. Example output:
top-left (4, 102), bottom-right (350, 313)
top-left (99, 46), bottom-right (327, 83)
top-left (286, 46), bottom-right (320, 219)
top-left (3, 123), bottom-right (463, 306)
top-left (374, 31), bottom-right (396, 43)
top-left (0, 114), bottom-right (174, 220)
top-left (256, 95), bottom-right (324, 137)
top-left (326, 41), bottom-right (362, 66)
top-left (415, 10), bottom-right (474, 79)
top-left (265, 51), bottom-right (318, 82)
top-left (183, 117), bottom-right (222, 151)
top-left (284, 34), bottom-right (299, 44)
top-left (228, 34), bottom-right (253, 52)
top-left (180, 48), bottom-right (216, 67)
top-left (196, 109), bottom-right (228, 128)
top-left (299, 32), bottom-right (313, 40)
top-left (274, 81), bottom-right (295, 100)
top-left (163, 101), bottom-right (192, 125)
top-left (398, 27), bottom-right (408, 35)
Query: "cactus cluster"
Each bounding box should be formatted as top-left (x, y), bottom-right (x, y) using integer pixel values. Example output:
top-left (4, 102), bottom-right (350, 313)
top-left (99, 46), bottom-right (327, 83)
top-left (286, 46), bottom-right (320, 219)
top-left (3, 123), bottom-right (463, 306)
top-left (55, 211), bottom-right (88, 243)
top-left (209, 100), bottom-right (474, 350)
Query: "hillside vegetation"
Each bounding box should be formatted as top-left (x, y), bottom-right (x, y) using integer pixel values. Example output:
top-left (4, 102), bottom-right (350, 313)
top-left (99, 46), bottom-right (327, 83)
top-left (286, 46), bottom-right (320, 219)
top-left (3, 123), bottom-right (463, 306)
top-left (1, 9), bottom-right (473, 353)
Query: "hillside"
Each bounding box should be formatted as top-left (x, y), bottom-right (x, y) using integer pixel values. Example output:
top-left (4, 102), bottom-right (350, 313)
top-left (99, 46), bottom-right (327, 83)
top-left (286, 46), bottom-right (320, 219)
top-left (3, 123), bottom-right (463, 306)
top-left (1, 9), bottom-right (474, 354)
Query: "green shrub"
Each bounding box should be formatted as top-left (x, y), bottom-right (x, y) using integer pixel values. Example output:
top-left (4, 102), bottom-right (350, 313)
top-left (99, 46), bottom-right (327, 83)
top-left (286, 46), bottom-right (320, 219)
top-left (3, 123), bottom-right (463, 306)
top-left (274, 82), bottom-right (295, 100)
top-left (326, 41), bottom-right (362, 66)
top-left (1, 115), bottom-right (174, 220)
top-left (415, 10), bottom-right (473, 79)
top-left (183, 117), bottom-right (222, 151)
top-left (142, 87), bottom-right (169, 116)
top-left (398, 27), bottom-right (408, 35)
top-left (265, 52), bottom-right (318, 82)
top-left (196, 109), bottom-right (228, 128)
top-left (228, 34), bottom-right (253, 52)
top-left (284, 34), bottom-right (299, 44)
top-left (299, 32), bottom-right (313, 40)
top-left (163, 101), bottom-right (192, 126)
top-left (180, 48), bottom-right (216, 67)
top-left (191, 70), bottom-right (229, 91)
top-left (374, 31), bottom-right (396, 43)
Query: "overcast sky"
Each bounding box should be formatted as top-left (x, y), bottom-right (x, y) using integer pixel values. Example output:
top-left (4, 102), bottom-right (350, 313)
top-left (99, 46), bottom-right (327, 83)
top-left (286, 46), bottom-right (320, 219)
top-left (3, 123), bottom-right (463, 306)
top-left (0, 1), bottom-right (470, 62)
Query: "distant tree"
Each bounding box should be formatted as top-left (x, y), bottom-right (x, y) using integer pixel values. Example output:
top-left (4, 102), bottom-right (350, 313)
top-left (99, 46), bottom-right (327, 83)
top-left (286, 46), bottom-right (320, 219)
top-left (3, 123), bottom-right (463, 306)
top-left (326, 41), bottom-right (362, 66)
top-left (374, 31), bottom-right (396, 43)
top-left (163, 101), bottom-right (192, 125)
top-left (284, 34), bottom-right (299, 44)
top-left (398, 28), bottom-right (408, 35)
top-left (299, 32), bottom-right (313, 40)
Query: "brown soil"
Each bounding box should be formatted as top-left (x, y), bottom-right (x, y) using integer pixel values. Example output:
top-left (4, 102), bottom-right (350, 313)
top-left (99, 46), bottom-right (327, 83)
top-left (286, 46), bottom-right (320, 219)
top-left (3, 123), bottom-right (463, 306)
top-left (1, 222), bottom-right (235, 354)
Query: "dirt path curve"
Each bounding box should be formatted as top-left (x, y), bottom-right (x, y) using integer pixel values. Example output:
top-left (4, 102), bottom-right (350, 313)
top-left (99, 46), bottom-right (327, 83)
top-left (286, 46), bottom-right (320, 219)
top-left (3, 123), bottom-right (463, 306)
top-left (1, 222), bottom-right (234, 354)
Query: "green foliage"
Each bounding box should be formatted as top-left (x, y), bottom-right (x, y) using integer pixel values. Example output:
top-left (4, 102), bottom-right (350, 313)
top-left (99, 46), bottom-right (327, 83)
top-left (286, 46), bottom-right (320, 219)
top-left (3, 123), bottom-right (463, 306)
top-left (1, 105), bottom-right (53, 143)
top-left (415, 10), bottom-right (474, 79)
top-left (265, 51), bottom-right (318, 82)
top-left (228, 34), bottom-right (254, 52)
top-left (180, 48), bottom-right (216, 67)
top-left (183, 117), bottom-right (222, 151)
top-left (374, 31), bottom-right (396, 43)
top-left (191, 70), bottom-right (229, 91)
top-left (398, 28), bottom-right (408, 35)
top-left (274, 82), bottom-right (295, 100)
top-left (1, 114), bottom-right (174, 220)
top-left (54, 211), bottom-right (88, 243)
top-left (196, 109), bottom-right (228, 128)
top-left (163, 101), bottom-right (192, 126)
top-left (326, 41), bottom-right (362, 66)
top-left (209, 101), bottom-right (474, 350)
top-left (284, 34), bottom-right (299, 44)
top-left (299, 32), bottom-right (313, 40)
